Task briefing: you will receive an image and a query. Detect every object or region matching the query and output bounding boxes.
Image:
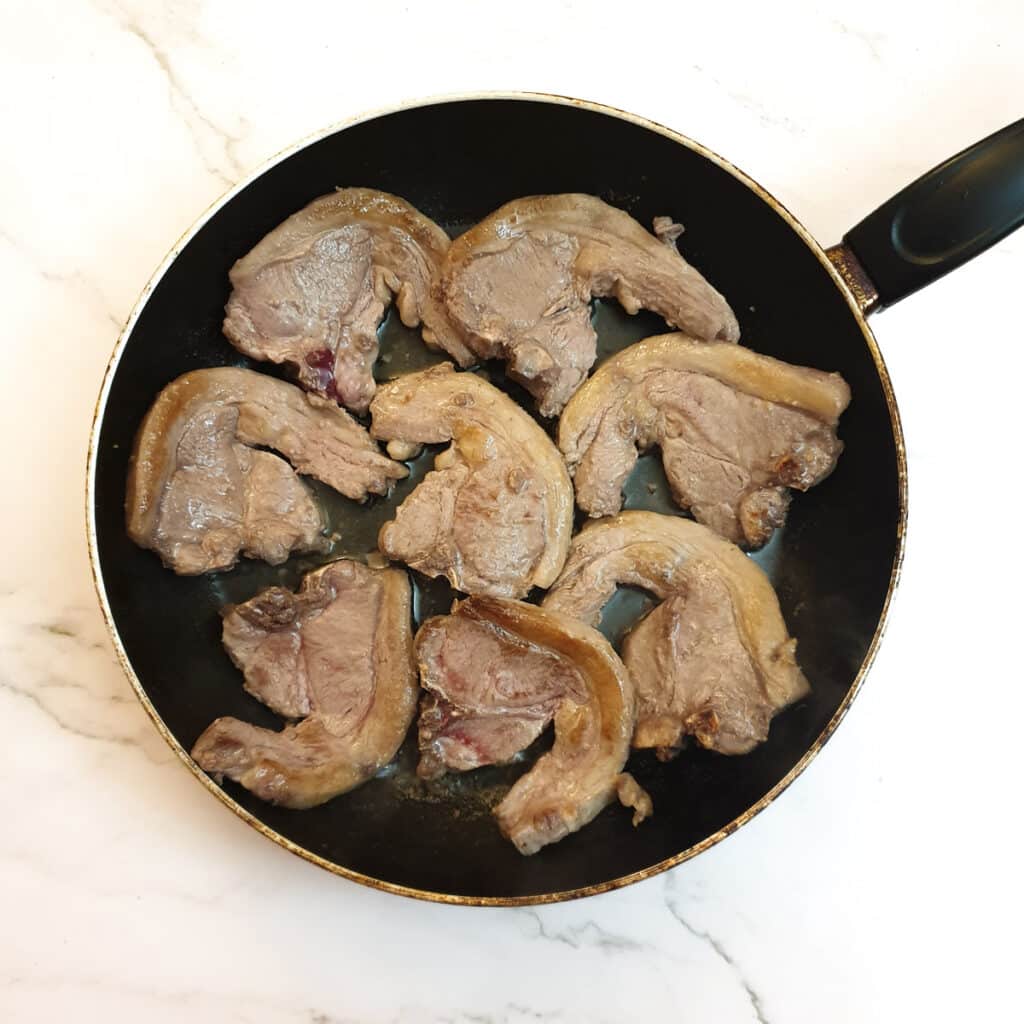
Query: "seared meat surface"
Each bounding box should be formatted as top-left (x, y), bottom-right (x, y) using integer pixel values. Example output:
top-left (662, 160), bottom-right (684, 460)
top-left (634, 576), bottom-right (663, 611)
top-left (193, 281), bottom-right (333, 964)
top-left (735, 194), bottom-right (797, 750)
top-left (370, 364), bottom-right (573, 597)
top-left (438, 195), bottom-right (739, 416)
top-left (559, 334), bottom-right (850, 547)
top-left (192, 560), bottom-right (417, 808)
top-left (415, 608), bottom-right (586, 779)
top-left (223, 188), bottom-right (469, 413)
top-left (624, 572), bottom-right (774, 754)
top-left (415, 597), bottom-right (651, 855)
top-left (126, 368), bottom-right (405, 574)
top-left (543, 511), bottom-right (808, 757)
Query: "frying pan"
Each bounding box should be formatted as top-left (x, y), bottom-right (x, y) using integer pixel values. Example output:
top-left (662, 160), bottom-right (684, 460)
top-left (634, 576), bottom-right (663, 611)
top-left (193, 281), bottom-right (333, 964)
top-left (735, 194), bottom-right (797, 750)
top-left (86, 94), bottom-right (1024, 905)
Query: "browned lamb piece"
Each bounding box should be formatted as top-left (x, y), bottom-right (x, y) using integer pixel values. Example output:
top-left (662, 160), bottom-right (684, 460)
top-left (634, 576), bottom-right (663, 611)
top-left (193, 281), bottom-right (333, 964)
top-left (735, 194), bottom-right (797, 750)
top-left (438, 194), bottom-right (739, 416)
top-left (558, 334), bottom-right (850, 548)
top-left (415, 596), bottom-right (652, 855)
top-left (192, 559), bottom-right (417, 808)
top-left (369, 364), bottom-right (573, 598)
top-left (126, 367), bottom-right (406, 574)
top-left (223, 188), bottom-right (470, 413)
top-left (542, 511), bottom-right (809, 757)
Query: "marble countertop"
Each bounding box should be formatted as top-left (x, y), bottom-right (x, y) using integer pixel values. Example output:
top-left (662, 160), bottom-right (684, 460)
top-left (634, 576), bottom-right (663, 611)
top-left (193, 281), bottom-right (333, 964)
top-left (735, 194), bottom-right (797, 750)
top-left (3, 2), bottom-right (1021, 1021)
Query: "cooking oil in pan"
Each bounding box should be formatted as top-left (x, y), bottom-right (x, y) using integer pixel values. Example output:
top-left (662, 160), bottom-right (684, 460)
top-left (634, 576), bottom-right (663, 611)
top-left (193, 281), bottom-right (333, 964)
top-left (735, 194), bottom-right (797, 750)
top-left (213, 298), bottom-right (783, 809)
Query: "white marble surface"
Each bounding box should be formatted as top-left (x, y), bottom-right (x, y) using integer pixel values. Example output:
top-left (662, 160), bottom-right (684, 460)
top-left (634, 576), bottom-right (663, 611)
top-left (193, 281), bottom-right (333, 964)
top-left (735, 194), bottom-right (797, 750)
top-left (2, 2), bottom-right (1022, 1020)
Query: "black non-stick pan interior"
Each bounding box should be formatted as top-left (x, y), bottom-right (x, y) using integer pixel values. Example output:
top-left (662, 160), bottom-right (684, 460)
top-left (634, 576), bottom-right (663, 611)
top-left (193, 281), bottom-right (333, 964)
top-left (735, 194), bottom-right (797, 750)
top-left (92, 98), bottom-right (902, 901)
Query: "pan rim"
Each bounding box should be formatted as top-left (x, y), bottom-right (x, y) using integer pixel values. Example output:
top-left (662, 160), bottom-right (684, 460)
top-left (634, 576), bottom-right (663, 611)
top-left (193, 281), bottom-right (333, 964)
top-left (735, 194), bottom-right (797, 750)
top-left (85, 89), bottom-right (908, 907)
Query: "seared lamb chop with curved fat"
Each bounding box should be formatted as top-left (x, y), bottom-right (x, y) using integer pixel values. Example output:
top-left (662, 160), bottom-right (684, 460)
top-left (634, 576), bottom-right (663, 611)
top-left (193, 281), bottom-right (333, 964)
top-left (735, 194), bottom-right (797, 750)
top-left (192, 559), bottom-right (417, 808)
top-left (370, 364), bottom-right (574, 598)
top-left (127, 368), bottom-right (406, 575)
top-left (416, 596), bottom-right (652, 855)
top-left (223, 188), bottom-right (469, 413)
top-left (558, 334), bottom-right (850, 548)
top-left (437, 194), bottom-right (740, 416)
top-left (542, 511), bottom-right (809, 756)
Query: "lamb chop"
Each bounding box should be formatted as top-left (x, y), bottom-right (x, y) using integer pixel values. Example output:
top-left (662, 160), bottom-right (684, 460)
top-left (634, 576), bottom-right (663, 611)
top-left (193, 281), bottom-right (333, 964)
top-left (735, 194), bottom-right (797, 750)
top-left (126, 367), bottom-right (405, 574)
top-left (543, 511), bottom-right (809, 757)
top-left (436, 194), bottom-right (739, 415)
top-left (415, 596), bottom-right (652, 855)
top-left (370, 364), bottom-right (573, 598)
top-left (192, 559), bottom-right (417, 808)
top-left (223, 188), bottom-right (469, 413)
top-left (558, 334), bottom-right (850, 548)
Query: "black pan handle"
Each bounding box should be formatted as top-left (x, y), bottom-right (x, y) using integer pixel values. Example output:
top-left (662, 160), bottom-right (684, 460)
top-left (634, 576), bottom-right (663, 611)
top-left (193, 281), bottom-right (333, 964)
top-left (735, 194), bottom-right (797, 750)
top-left (841, 118), bottom-right (1024, 309)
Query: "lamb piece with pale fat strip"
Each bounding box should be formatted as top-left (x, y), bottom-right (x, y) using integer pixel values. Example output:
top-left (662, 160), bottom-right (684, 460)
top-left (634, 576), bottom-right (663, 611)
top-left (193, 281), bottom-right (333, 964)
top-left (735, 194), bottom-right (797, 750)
top-left (558, 334), bottom-right (850, 548)
top-left (192, 559), bottom-right (417, 808)
top-left (370, 364), bottom-right (573, 598)
top-left (125, 367), bottom-right (406, 575)
top-left (415, 596), bottom-right (652, 855)
top-left (223, 188), bottom-right (469, 413)
top-left (437, 195), bottom-right (739, 416)
top-left (542, 511), bottom-right (809, 757)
